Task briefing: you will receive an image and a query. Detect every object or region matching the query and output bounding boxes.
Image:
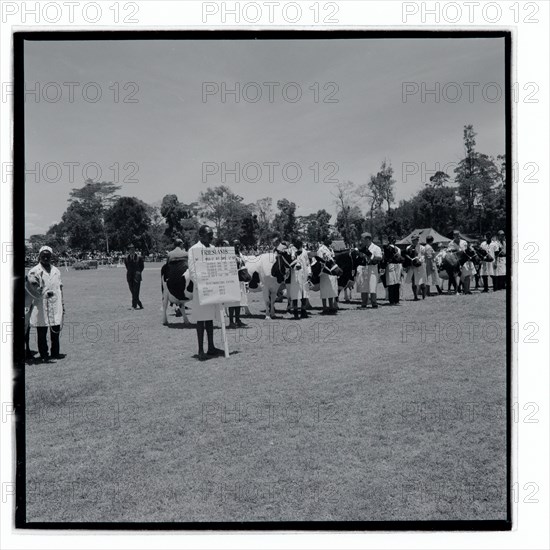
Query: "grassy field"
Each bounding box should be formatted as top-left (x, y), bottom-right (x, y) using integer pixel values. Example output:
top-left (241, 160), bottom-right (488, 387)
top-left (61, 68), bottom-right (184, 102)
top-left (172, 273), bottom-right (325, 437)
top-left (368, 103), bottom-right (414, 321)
top-left (24, 262), bottom-right (508, 523)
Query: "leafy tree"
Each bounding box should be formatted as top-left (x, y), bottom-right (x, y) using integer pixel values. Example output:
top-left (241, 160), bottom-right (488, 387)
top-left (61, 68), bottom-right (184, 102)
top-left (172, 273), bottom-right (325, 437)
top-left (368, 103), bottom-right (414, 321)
top-left (253, 197), bottom-right (274, 245)
top-left (240, 213), bottom-right (259, 247)
top-left (104, 197), bottom-right (151, 252)
top-left (273, 198), bottom-right (297, 240)
top-left (332, 180), bottom-right (358, 246)
top-left (61, 198), bottom-right (105, 251)
top-left (428, 171), bottom-right (450, 187)
top-left (68, 179), bottom-right (121, 253)
top-left (160, 194), bottom-right (198, 240)
top-left (199, 186), bottom-right (249, 241)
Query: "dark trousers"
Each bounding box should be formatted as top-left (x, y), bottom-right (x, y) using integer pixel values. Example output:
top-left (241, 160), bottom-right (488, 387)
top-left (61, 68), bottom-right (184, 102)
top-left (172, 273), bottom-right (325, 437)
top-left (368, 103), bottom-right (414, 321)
top-left (388, 284), bottom-right (400, 304)
top-left (127, 273), bottom-right (142, 307)
top-left (37, 326), bottom-right (60, 358)
top-left (495, 276), bottom-right (506, 291)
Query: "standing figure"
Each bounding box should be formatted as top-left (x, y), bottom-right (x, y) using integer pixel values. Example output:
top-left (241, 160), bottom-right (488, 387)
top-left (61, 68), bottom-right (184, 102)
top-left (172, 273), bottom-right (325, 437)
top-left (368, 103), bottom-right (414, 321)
top-left (125, 244), bottom-right (144, 309)
top-left (356, 232), bottom-right (382, 309)
top-left (317, 236), bottom-right (339, 315)
top-left (189, 225), bottom-right (224, 361)
top-left (424, 235), bottom-right (443, 296)
top-left (383, 236), bottom-right (402, 305)
top-left (404, 234), bottom-right (427, 300)
top-left (288, 238), bottom-right (311, 319)
top-left (479, 231), bottom-right (497, 292)
top-left (494, 229), bottom-right (507, 290)
top-left (227, 240), bottom-right (248, 329)
top-left (28, 246), bottom-right (65, 363)
top-left (446, 230), bottom-right (468, 294)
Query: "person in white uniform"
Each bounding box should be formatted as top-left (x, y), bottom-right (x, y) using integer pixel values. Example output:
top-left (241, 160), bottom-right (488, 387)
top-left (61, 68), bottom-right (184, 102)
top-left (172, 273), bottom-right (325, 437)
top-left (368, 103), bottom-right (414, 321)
top-left (356, 232), bottom-right (382, 309)
top-left (404, 234), bottom-right (427, 300)
top-left (317, 236), bottom-right (338, 314)
top-left (479, 231), bottom-right (498, 292)
top-left (188, 225), bottom-right (224, 361)
top-left (288, 238), bottom-right (311, 319)
top-left (28, 246), bottom-right (65, 363)
top-left (424, 235), bottom-right (443, 296)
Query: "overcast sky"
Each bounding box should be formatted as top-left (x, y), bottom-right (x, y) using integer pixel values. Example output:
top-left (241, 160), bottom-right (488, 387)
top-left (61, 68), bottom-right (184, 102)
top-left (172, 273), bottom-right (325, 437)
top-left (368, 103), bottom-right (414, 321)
top-left (24, 36), bottom-right (506, 237)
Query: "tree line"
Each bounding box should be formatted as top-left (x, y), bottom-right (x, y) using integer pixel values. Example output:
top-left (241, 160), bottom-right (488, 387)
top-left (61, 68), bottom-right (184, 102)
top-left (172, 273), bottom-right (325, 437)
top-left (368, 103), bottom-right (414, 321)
top-left (28, 125), bottom-right (506, 255)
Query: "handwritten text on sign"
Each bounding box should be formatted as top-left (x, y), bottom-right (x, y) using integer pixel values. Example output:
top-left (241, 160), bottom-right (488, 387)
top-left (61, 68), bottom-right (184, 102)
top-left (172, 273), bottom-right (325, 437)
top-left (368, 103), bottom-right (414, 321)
top-left (191, 247), bottom-right (241, 306)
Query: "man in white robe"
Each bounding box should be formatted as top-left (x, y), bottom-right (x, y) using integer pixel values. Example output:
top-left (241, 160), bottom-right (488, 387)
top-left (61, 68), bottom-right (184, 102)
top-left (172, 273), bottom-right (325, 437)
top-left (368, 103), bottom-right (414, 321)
top-left (424, 235), bottom-right (443, 296)
top-left (356, 232), bottom-right (382, 309)
top-left (317, 237), bottom-right (338, 314)
top-left (479, 231), bottom-right (498, 292)
top-left (288, 238), bottom-right (311, 319)
top-left (28, 246), bottom-right (65, 363)
top-left (404, 234), bottom-right (427, 300)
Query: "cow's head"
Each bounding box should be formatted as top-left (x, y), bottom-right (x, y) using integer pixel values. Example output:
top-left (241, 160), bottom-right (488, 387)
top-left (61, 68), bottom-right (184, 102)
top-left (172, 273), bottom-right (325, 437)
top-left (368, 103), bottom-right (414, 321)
top-left (25, 271), bottom-right (44, 300)
top-left (271, 249), bottom-right (293, 284)
top-left (236, 258), bottom-right (252, 283)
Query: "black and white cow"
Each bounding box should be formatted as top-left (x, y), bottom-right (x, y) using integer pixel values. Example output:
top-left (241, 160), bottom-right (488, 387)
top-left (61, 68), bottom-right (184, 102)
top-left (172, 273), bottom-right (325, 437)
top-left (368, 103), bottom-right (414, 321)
top-left (161, 260), bottom-right (193, 325)
top-left (244, 251), bottom-right (293, 319)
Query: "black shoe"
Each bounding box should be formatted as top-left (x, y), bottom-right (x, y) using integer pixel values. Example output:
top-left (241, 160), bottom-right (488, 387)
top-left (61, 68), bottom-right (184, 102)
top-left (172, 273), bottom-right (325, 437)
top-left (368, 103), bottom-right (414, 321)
top-left (198, 352), bottom-right (208, 361)
top-left (236, 321), bottom-right (248, 327)
top-left (50, 353), bottom-right (66, 360)
top-left (371, 304), bottom-right (378, 309)
top-left (206, 347), bottom-right (225, 356)
top-left (39, 355), bottom-right (55, 364)
top-left (227, 322), bottom-right (237, 329)
top-left (300, 310), bottom-right (308, 319)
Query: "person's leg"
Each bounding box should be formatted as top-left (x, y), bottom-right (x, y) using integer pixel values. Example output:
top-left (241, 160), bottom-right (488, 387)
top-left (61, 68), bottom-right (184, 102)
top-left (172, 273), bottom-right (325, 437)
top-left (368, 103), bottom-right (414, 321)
top-left (328, 297), bottom-right (336, 313)
top-left (436, 284), bottom-right (443, 295)
top-left (127, 275), bottom-right (136, 307)
top-left (196, 321), bottom-right (206, 359)
top-left (420, 284), bottom-right (426, 299)
top-left (360, 292), bottom-right (368, 308)
top-left (370, 292), bottom-right (378, 308)
top-left (300, 298), bottom-right (308, 318)
top-left (321, 298), bottom-right (328, 313)
top-left (37, 326), bottom-right (49, 359)
top-left (235, 307), bottom-right (246, 327)
top-left (228, 307), bottom-right (236, 328)
top-left (426, 284), bottom-right (431, 297)
top-left (292, 299), bottom-right (299, 319)
top-left (50, 326), bottom-right (61, 357)
top-left (412, 284), bottom-right (418, 300)
top-left (135, 280), bottom-right (143, 308)
top-left (206, 320), bottom-right (223, 355)
top-left (463, 276), bottom-right (471, 294)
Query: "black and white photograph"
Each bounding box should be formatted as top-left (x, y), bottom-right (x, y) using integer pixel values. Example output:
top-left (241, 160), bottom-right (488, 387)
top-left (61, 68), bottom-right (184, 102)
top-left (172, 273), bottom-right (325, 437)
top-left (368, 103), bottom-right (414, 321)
top-left (14, 29), bottom-right (513, 529)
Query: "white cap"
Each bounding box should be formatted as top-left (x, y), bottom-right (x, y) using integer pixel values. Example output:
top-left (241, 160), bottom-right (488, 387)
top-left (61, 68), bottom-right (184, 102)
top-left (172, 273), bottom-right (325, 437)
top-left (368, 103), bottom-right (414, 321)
top-left (39, 246), bottom-right (53, 255)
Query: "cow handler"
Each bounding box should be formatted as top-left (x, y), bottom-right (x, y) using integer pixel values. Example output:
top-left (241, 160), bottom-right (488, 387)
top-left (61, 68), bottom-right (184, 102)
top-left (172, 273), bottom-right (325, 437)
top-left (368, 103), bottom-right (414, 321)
top-left (188, 225), bottom-right (225, 361)
top-left (28, 245), bottom-right (65, 363)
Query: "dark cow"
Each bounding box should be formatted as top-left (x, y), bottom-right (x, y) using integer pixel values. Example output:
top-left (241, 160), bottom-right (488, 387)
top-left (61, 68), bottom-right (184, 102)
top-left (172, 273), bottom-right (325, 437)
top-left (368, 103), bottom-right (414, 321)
top-left (333, 249), bottom-right (366, 292)
top-left (161, 259), bottom-right (193, 325)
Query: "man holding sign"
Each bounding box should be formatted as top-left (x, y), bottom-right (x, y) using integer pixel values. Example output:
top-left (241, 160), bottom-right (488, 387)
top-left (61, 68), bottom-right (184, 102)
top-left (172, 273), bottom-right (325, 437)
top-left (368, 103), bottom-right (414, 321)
top-left (189, 225), bottom-right (242, 361)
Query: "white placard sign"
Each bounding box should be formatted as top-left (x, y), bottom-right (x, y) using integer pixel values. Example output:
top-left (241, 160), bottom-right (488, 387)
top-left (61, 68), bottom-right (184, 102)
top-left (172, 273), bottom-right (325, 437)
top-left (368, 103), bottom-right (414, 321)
top-left (190, 246), bottom-right (241, 306)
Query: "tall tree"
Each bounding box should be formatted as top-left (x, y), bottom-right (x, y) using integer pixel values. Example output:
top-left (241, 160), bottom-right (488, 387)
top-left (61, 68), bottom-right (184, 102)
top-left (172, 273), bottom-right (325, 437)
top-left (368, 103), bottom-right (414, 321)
top-left (253, 197), bottom-right (274, 245)
top-left (273, 198), bottom-right (297, 240)
top-left (68, 179), bottom-right (121, 253)
top-left (332, 180), bottom-right (357, 246)
top-left (104, 197), bottom-right (151, 252)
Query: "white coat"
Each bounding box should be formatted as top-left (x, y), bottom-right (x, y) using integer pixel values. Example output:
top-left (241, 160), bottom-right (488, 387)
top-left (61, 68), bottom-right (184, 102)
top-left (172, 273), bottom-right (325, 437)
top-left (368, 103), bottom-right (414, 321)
top-left (288, 249), bottom-right (311, 301)
top-left (28, 263), bottom-right (63, 327)
top-left (356, 243), bottom-right (382, 293)
top-left (317, 244), bottom-right (338, 299)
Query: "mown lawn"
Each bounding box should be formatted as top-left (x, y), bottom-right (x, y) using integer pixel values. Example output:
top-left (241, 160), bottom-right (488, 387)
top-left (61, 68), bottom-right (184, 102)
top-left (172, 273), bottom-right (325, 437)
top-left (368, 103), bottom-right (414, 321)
top-left (25, 263), bottom-right (508, 523)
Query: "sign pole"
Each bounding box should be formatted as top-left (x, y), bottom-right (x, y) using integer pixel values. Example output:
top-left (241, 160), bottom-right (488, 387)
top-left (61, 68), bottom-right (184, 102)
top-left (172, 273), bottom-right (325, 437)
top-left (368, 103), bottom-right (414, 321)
top-left (219, 305), bottom-right (229, 359)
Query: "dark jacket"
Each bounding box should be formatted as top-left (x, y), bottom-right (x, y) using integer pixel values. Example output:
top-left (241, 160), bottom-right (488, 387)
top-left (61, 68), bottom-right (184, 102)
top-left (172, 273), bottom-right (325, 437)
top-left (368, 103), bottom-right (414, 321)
top-left (125, 253), bottom-right (144, 275)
